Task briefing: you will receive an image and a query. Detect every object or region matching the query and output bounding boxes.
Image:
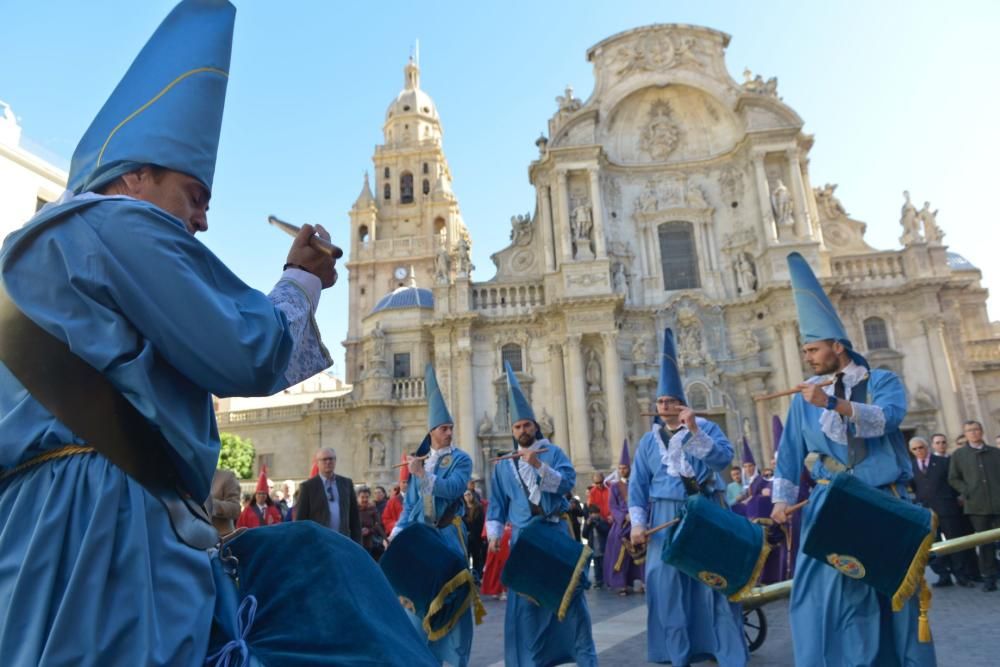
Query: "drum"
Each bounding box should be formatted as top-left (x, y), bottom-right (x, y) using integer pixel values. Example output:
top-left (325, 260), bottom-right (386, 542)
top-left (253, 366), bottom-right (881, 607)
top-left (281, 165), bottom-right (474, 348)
top-left (661, 494), bottom-right (771, 600)
top-left (802, 472), bottom-right (936, 611)
top-left (380, 522), bottom-right (477, 640)
top-left (501, 518), bottom-right (592, 621)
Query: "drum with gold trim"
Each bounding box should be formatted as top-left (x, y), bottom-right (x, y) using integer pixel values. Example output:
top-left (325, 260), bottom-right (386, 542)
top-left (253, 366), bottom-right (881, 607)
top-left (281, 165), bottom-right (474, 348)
top-left (661, 494), bottom-right (771, 600)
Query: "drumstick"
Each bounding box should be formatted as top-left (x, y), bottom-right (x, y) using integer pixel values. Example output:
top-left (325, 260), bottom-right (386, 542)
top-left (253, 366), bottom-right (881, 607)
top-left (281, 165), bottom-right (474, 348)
top-left (268, 215), bottom-right (344, 259)
top-left (785, 499), bottom-right (809, 515)
top-left (392, 454), bottom-right (429, 469)
top-left (490, 447), bottom-right (549, 463)
top-left (753, 379), bottom-right (834, 402)
top-left (644, 517), bottom-right (681, 536)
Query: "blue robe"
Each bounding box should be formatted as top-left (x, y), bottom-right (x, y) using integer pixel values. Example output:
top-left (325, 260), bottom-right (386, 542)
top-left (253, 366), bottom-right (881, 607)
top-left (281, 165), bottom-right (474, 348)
top-left (629, 418), bottom-right (748, 666)
top-left (773, 369), bottom-right (937, 666)
top-left (0, 196), bottom-right (327, 665)
top-left (486, 440), bottom-right (597, 667)
top-left (395, 447), bottom-right (475, 667)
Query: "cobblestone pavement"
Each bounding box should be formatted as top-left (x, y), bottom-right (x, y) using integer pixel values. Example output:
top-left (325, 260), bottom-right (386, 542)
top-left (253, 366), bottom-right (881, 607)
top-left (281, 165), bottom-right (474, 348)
top-left (468, 567), bottom-right (1000, 666)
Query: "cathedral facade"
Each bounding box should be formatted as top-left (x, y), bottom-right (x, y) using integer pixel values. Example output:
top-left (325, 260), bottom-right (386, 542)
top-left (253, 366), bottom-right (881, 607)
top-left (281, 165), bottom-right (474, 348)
top-left (217, 24), bottom-right (1000, 487)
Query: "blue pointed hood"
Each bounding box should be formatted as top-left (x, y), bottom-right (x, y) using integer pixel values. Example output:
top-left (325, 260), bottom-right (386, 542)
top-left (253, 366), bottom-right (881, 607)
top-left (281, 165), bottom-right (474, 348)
top-left (657, 328), bottom-right (686, 404)
top-left (505, 361), bottom-right (536, 426)
top-left (416, 364), bottom-right (453, 457)
top-left (68, 0), bottom-right (235, 194)
top-left (787, 252), bottom-right (868, 367)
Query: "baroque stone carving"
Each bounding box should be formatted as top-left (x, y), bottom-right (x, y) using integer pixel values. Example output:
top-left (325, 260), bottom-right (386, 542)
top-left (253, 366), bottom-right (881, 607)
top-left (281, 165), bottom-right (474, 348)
top-left (478, 412), bottom-right (493, 437)
top-left (676, 306), bottom-right (705, 368)
top-left (456, 237), bottom-right (474, 276)
top-left (368, 434), bottom-right (386, 468)
top-left (537, 409), bottom-right (555, 439)
top-left (899, 190), bottom-right (921, 245)
top-left (918, 202), bottom-right (943, 244)
top-left (770, 179), bottom-right (794, 227)
top-left (735, 252), bottom-right (757, 295)
top-left (571, 203), bottom-right (595, 260)
top-left (588, 401), bottom-right (607, 447)
top-left (639, 100), bottom-right (682, 161)
top-left (370, 322), bottom-right (387, 369)
top-left (608, 33), bottom-right (704, 77)
top-left (566, 273), bottom-right (608, 289)
top-left (585, 348), bottom-right (602, 392)
top-left (510, 212), bottom-right (533, 246)
top-left (434, 245), bottom-right (451, 284)
top-left (686, 184), bottom-right (709, 209)
top-left (612, 262), bottom-right (629, 297)
top-left (555, 85), bottom-right (582, 114)
top-left (742, 68), bottom-right (778, 97)
top-left (738, 328), bottom-right (761, 358)
top-left (719, 166), bottom-right (745, 202)
top-left (814, 183), bottom-right (848, 220)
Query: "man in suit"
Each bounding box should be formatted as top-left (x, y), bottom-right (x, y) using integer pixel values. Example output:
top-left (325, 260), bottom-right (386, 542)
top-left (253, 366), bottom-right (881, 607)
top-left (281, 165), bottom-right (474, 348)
top-left (296, 447), bottom-right (361, 544)
top-left (949, 420), bottom-right (1000, 592)
top-left (931, 433), bottom-right (949, 457)
top-left (909, 437), bottom-right (975, 587)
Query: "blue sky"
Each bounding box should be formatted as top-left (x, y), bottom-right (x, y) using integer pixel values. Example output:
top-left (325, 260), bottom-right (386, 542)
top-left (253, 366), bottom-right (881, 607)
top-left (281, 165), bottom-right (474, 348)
top-left (2, 1), bottom-right (998, 378)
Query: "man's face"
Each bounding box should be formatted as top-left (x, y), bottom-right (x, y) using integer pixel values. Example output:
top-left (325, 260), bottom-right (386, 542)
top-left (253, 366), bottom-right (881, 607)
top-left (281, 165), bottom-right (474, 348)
top-left (618, 464), bottom-right (630, 479)
top-left (909, 440), bottom-right (929, 461)
top-left (317, 450), bottom-right (336, 477)
top-left (430, 423), bottom-right (454, 449)
top-left (964, 423), bottom-right (984, 444)
top-left (802, 341), bottom-right (844, 375)
top-left (743, 463), bottom-right (756, 478)
top-left (730, 468), bottom-right (741, 482)
top-left (400, 479), bottom-right (408, 493)
top-left (128, 167), bottom-right (210, 234)
top-left (374, 488), bottom-right (386, 502)
top-left (931, 435), bottom-right (948, 456)
top-left (656, 396), bottom-right (683, 422)
top-left (358, 491), bottom-right (370, 507)
top-left (255, 491), bottom-right (268, 506)
top-left (512, 419), bottom-right (537, 446)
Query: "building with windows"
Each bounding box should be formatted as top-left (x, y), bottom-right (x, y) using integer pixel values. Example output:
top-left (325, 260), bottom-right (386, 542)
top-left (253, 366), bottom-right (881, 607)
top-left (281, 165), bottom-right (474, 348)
top-left (217, 24), bottom-right (1000, 486)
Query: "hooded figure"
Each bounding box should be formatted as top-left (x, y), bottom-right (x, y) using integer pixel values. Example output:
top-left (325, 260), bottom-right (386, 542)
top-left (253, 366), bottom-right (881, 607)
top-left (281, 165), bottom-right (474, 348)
top-left (237, 468), bottom-right (282, 529)
top-left (484, 362), bottom-right (597, 667)
top-left (0, 2), bottom-right (353, 665)
top-left (627, 328), bottom-right (746, 665)
top-left (387, 364), bottom-right (477, 667)
top-left (605, 440), bottom-right (646, 594)
top-left (772, 252), bottom-right (934, 666)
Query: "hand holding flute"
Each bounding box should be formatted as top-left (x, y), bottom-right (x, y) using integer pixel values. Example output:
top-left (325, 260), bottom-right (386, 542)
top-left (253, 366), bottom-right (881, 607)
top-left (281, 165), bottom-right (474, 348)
top-left (269, 215), bottom-right (343, 288)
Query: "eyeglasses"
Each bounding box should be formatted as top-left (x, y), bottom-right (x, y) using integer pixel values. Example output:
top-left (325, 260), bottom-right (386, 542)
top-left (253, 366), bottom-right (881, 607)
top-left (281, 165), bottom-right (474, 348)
top-left (318, 457), bottom-right (335, 463)
top-left (656, 398), bottom-right (682, 406)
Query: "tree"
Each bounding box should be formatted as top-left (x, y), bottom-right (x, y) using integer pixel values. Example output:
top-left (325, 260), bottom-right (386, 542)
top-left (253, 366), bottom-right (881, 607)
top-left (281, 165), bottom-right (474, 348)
top-left (218, 432), bottom-right (254, 479)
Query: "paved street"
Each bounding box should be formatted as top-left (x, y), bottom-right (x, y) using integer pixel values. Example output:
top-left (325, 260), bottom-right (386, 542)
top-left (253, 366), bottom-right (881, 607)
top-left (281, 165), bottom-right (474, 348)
top-left (468, 567), bottom-right (1000, 666)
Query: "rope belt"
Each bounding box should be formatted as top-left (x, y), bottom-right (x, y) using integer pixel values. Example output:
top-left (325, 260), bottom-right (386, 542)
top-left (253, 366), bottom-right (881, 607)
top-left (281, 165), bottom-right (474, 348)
top-left (0, 445), bottom-right (96, 482)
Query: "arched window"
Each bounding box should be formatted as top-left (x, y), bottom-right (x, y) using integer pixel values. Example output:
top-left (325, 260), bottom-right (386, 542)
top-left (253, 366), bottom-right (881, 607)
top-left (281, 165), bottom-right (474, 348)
top-left (400, 172), bottom-right (414, 204)
top-left (687, 385), bottom-right (709, 411)
top-left (422, 179), bottom-right (430, 195)
top-left (358, 225), bottom-right (369, 243)
top-left (501, 343), bottom-right (523, 373)
top-left (383, 184), bottom-right (391, 200)
top-left (864, 317), bottom-right (890, 350)
top-left (383, 167), bottom-right (390, 178)
top-left (658, 221), bottom-right (700, 290)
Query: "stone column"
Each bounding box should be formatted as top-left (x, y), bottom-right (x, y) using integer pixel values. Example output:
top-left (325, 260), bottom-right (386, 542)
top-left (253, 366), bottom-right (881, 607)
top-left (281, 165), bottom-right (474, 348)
top-left (538, 184), bottom-right (556, 271)
top-left (787, 149), bottom-right (810, 239)
top-left (564, 334), bottom-right (594, 470)
top-left (778, 320), bottom-right (803, 390)
top-left (588, 169), bottom-right (607, 258)
top-left (922, 316), bottom-right (963, 437)
top-left (752, 154), bottom-right (778, 242)
top-left (555, 170), bottom-right (573, 262)
top-left (548, 341), bottom-right (570, 446)
top-left (602, 332), bottom-right (627, 454)
top-left (455, 349), bottom-right (479, 470)
top-left (750, 377), bottom-right (774, 464)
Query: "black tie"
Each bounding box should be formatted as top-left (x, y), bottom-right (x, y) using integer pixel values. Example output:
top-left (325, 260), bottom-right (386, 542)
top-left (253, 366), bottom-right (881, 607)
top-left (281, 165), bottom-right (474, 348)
top-left (834, 372), bottom-right (846, 401)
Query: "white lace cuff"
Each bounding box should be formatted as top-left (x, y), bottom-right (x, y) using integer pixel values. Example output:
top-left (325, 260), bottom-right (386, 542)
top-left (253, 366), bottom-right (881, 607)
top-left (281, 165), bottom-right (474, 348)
top-left (420, 471), bottom-right (436, 497)
top-left (281, 268), bottom-right (321, 309)
top-left (537, 462), bottom-right (563, 493)
top-left (628, 506), bottom-right (647, 529)
top-left (268, 278), bottom-right (333, 386)
top-left (486, 520), bottom-right (504, 541)
top-left (682, 429), bottom-right (714, 459)
top-left (772, 477), bottom-right (799, 505)
top-left (819, 408), bottom-right (848, 444)
top-left (850, 402), bottom-right (886, 438)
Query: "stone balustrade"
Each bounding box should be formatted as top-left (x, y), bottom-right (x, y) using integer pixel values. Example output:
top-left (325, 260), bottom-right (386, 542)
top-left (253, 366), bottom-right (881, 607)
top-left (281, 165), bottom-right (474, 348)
top-left (313, 396), bottom-right (351, 410)
top-left (830, 252), bottom-right (906, 284)
top-left (470, 282), bottom-right (545, 315)
top-left (354, 236), bottom-right (433, 261)
top-left (966, 338), bottom-right (1000, 363)
top-left (392, 376), bottom-right (426, 400)
top-left (217, 404), bottom-right (303, 426)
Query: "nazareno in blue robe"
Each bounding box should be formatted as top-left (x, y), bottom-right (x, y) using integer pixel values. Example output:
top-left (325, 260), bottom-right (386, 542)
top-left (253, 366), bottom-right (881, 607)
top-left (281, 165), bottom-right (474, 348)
top-left (486, 440), bottom-right (598, 667)
top-left (772, 368), bottom-right (937, 666)
top-left (395, 447), bottom-right (476, 667)
top-left (628, 418), bottom-right (748, 666)
top-left (0, 195), bottom-right (329, 665)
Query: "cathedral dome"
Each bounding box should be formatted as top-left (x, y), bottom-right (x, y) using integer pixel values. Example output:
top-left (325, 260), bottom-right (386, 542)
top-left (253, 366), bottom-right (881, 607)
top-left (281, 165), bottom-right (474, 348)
top-left (384, 59), bottom-right (439, 122)
top-left (371, 285), bottom-right (434, 314)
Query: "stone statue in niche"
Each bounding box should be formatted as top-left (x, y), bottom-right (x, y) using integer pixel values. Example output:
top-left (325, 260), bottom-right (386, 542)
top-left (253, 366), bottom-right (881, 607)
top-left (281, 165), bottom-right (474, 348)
top-left (770, 179), bottom-right (794, 227)
top-left (640, 100), bottom-right (681, 161)
top-left (676, 307), bottom-right (704, 367)
top-left (371, 322), bottom-right (386, 366)
top-left (918, 202), bottom-right (943, 244)
top-left (434, 245), bottom-right (451, 284)
top-left (537, 410), bottom-right (555, 440)
top-left (589, 402), bottom-right (606, 447)
top-left (631, 336), bottom-right (649, 366)
top-left (739, 328), bottom-right (761, 357)
top-left (456, 237), bottom-right (474, 276)
top-left (735, 252), bottom-right (757, 295)
top-left (815, 183), bottom-right (848, 220)
top-left (368, 435), bottom-right (386, 468)
top-left (899, 190), bottom-right (922, 245)
top-left (585, 349), bottom-right (602, 392)
top-left (571, 202), bottom-right (595, 260)
top-left (612, 262), bottom-right (629, 296)
top-left (478, 412), bottom-right (492, 437)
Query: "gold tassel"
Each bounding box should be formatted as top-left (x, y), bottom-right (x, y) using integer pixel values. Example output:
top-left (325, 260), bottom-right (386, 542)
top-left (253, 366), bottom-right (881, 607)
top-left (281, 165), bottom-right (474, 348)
top-left (613, 542), bottom-right (627, 573)
top-left (891, 511), bottom-right (938, 612)
top-left (918, 576), bottom-right (932, 643)
top-left (472, 587), bottom-right (487, 626)
top-left (557, 544), bottom-right (592, 622)
top-left (729, 525), bottom-right (772, 602)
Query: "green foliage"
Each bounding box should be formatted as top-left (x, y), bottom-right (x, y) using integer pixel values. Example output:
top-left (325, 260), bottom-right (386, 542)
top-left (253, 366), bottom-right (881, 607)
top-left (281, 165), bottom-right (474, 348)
top-left (218, 432), bottom-right (255, 479)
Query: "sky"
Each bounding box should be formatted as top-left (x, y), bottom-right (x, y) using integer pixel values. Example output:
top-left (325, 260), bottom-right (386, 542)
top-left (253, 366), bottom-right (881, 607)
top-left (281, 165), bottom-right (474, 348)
top-left (2, 1), bottom-right (998, 379)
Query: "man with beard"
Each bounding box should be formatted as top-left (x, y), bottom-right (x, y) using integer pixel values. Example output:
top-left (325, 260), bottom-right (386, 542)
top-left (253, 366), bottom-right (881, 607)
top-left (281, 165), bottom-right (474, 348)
top-left (486, 362), bottom-right (597, 666)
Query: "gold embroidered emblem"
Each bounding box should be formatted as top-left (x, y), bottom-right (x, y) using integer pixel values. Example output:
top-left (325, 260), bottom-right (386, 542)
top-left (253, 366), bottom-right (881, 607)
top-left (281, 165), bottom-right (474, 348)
top-left (826, 553), bottom-right (866, 579)
top-left (698, 571), bottom-right (728, 590)
top-left (439, 454), bottom-right (453, 469)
